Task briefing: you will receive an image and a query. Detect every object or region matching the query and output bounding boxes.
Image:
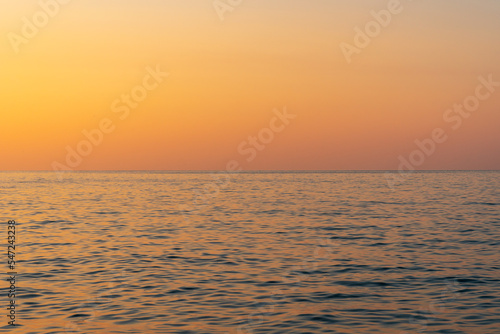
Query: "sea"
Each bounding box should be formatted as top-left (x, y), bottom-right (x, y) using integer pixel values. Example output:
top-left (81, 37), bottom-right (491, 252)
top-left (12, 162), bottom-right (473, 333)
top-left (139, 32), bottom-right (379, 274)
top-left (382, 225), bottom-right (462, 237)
top-left (0, 171), bottom-right (499, 334)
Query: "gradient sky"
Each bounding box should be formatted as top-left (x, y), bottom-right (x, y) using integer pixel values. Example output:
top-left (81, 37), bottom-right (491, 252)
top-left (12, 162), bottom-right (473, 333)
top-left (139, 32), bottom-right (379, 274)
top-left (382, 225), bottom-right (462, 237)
top-left (1, 0), bottom-right (499, 170)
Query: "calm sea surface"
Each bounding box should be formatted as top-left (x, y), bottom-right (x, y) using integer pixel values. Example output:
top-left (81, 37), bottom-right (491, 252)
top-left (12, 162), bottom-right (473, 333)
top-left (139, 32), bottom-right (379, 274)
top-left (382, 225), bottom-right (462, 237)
top-left (0, 172), bottom-right (499, 334)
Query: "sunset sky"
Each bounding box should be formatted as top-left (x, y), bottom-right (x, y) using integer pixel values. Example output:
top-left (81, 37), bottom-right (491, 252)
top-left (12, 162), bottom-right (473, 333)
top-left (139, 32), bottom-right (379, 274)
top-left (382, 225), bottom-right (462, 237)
top-left (1, 0), bottom-right (499, 171)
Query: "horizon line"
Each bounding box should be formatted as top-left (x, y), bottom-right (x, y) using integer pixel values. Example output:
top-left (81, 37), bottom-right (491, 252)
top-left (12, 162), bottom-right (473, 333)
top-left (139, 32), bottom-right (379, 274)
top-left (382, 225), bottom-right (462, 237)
top-left (1, 170), bottom-right (499, 173)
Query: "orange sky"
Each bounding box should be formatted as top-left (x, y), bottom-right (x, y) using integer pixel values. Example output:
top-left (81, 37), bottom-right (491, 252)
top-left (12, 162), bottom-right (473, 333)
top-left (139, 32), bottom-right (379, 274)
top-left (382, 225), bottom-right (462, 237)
top-left (1, 0), bottom-right (499, 171)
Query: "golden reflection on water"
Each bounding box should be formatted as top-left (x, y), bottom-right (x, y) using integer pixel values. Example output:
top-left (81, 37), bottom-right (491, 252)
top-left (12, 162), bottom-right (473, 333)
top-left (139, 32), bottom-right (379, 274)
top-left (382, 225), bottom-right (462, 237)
top-left (0, 172), bottom-right (498, 333)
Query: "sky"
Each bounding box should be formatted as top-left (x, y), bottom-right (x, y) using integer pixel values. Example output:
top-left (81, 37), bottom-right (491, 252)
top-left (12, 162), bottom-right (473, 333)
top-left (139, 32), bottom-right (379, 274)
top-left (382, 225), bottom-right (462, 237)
top-left (1, 0), bottom-right (499, 171)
